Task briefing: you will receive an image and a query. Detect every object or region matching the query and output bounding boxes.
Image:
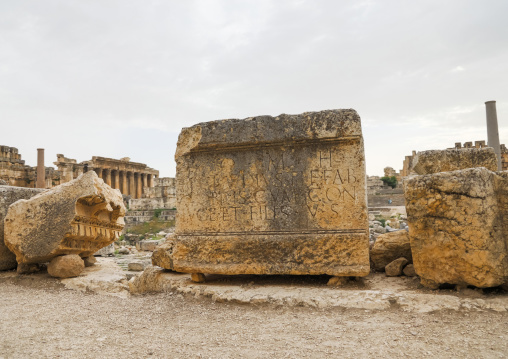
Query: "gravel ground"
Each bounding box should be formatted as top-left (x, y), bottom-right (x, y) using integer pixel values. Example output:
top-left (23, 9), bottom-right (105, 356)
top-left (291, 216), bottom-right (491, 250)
top-left (1, 274), bottom-right (507, 359)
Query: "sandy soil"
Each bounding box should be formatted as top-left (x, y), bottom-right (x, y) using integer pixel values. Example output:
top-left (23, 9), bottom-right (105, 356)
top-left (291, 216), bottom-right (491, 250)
top-left (1, 274), bottom-right (507, 359)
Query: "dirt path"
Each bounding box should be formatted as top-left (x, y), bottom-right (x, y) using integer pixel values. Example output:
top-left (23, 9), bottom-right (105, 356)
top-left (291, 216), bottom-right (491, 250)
top-left (1, 275), bottom-right (507, 359)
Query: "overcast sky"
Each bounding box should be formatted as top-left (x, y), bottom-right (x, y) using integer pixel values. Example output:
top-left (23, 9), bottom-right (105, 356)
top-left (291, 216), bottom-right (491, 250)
top-left (1, 0), bottom-right (507, 177)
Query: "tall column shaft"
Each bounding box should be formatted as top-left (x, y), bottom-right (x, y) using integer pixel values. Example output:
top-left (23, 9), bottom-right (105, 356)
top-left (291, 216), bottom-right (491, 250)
top-left (114, 170), bottom-right (120, 190)
top-left (136, 173), bottom-right (142, 199)
top-left (36, 148), bottom-right (45, 189)
top-left (121, 171), bottom-right (128, 194)
top-left (485, 101), bottom-right (502, 171)
top-left (129, 172), bottom-right (136, 197)
top-left (105, 169), bottom-right (112, 186)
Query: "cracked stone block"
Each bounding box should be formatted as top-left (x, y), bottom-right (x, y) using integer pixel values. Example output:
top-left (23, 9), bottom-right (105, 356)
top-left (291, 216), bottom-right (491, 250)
top-left (404, 168), bottom-right (508, 288)
top-left (154, 109), bottom-right (370, 276)
top-left (4, 171), bottom-right (126, 265)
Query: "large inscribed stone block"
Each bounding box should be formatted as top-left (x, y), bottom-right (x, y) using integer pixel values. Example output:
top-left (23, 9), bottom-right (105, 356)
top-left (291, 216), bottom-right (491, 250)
top-left (156, 109), bottom-right (369, 276)
top-left (404, 168), bottom-right (508, 288)
top-left (4, 171), bottom-right (126, 265)
top-left (0, 186), bottom-right (45, 270)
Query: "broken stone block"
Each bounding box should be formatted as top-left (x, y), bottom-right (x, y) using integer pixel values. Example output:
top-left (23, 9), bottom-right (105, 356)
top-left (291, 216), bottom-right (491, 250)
top-left (118, 247), bottom-right (130, 254)
top-left (403, 264), bottom-right (417, 277)
top-left (152, 237), bottom-right (175, 269)
top-left (4, 171), bottom-right (125, 266)
top-left (385, 257), bottom-right (408, 277)
top-left (128, 261), bottom-right (145, 271)
top-left (191, 273), bottom-right (206, 283)
top-left (83, 256), bottom-right (96, 267)
top-left (95, 243), bottom-right (115, 257)
top-left (0, 186), bottom-right (45, 270)
top-left (370, 230), bottom-right (412, 271)
top-left (410, 148), bottom-right (498, 175)
top-left (404, 167), bottom-right (508, 288)
top-left (17, 263), bottom-right (42, 274)
top-left (156, 109), bottom-right (370, 277)
top-left (47, 254), bottom-right (85, 278)
top-left (327, 276), bottom-right (349, 286)
top-left (136, 239), bottom-right (164, 252)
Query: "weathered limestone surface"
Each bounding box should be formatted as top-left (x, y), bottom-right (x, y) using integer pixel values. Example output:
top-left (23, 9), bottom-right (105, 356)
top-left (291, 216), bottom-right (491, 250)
top-left (370, 230), bottom-right (412, 271)
top-left (0, 186), bottom-right (45, 270)
top-left (4, 171), bottom-right (125, 265)
top-left (404, 168), bottom-right (508, 288)
top-left (411, 148), bottom-right (498, 175)
top-left (155, 109), bottom-right (369, 276)
top-left (385, 257), bottom-right (408, 277)
top-left (47, 254), bottom-right (85, 278)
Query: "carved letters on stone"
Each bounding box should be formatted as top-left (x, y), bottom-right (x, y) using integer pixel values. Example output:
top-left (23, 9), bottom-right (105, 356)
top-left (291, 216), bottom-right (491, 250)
top-left (156, 109), bottom-right (370, 277)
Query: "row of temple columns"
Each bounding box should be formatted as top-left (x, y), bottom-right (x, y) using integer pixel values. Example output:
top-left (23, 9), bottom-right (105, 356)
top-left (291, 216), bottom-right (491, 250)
top-left (92, 168), bottom-right (156, 198)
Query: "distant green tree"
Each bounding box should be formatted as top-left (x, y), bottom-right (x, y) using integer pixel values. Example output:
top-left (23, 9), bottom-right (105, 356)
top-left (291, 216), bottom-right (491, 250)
top-left (380, 176), bottom-right (398, 189)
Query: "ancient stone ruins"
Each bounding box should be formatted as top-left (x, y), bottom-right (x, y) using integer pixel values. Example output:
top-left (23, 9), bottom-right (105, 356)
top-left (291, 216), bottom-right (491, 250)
top-left (0, 105), bottom-right (507, 294)
top-left (153, 109), bottom-right (370, 278)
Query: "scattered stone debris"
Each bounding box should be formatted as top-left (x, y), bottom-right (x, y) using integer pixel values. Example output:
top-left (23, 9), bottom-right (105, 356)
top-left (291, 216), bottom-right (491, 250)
top-left (118, 247), bottom-right (130, 255)
top-left (83, 256), bottom-right (96, 267)
top-left (128, 261), bottom-right (145, 271)
top-left (385, 257), bottom-right (409, 277)
top-left (95, 243), bottom-right (115, 257)
top-left (403, 264), bottom-right (417, 277)
top-left (370, 230), bottom-right (412, 271)
top-left (136, 239), bottom-right (165, 252)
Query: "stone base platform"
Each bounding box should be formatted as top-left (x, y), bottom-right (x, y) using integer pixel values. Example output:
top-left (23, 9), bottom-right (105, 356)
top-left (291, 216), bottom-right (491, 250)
top-left (128, 266), bottom-right (508, 312)
top-left (1, 259), bottom-right (506, 312)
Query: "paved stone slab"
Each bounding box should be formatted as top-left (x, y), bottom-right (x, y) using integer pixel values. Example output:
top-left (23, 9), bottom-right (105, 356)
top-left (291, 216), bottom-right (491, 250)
top-left (129, 267), bottom-right (508, 312)
top-left (156, 109), bottom-right (369, 276)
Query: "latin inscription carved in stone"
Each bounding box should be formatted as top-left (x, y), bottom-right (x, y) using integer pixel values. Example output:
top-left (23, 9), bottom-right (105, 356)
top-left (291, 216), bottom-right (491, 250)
top-left (156, 109), bottom-right (370, 277)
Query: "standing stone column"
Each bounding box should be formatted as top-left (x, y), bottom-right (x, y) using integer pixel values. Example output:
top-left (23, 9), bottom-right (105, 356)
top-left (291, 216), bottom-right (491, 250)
top-left (95, 168), bottom-right (103, 179)
top-left (135, 173), bottom-right (142, 199)
top-left (114, 170), bottom-right (120, 190)
top-left (76, 165), bottom-right (84, 178)
top-left (36, 148), bottom-right (45, 189)
top-left (121, 171), bottom-right (128, 195)
top-left (485, 101), bottom-right (502, 171)
top-left (128, 172), bottom-right (135, 197)
top-left (104, 169), bottom-right (112, 187)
